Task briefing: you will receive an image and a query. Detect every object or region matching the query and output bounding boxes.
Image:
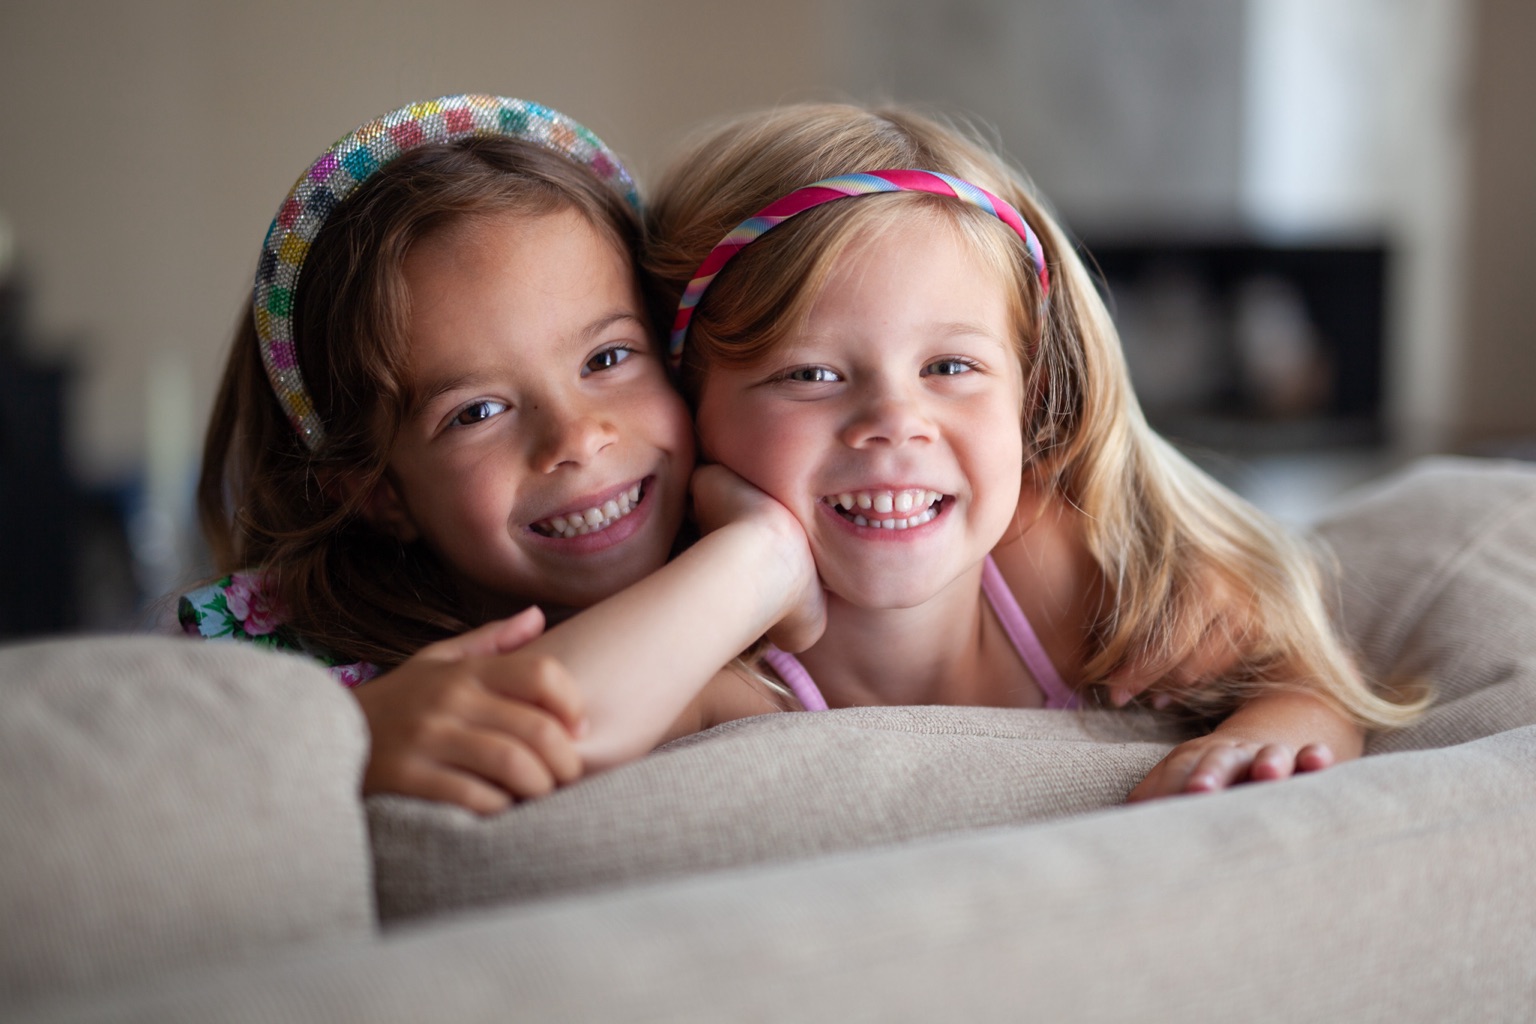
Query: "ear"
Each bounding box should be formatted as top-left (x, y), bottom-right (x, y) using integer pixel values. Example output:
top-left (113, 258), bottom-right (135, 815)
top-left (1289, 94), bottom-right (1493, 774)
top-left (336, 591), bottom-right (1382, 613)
top-left (338, 470), bottom-right (421, 543)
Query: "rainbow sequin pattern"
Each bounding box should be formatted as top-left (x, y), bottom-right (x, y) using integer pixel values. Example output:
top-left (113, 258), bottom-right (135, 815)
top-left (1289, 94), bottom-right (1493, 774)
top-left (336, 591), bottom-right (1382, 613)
top-left (254, 95), bottom-right (640, 448)
top-left (669, 169), bottom-right (1050, 365)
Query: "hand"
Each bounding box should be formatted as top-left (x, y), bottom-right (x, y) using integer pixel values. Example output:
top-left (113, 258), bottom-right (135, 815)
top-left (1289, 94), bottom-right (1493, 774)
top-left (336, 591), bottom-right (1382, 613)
top-left (1127, 734), bottom-right (1338, 802)
top-left (352, 607), bottom-right (587, 815)
top-left (690, 464), bottom-right (825, 653)
top-left (1126, 688), bottom-right (1363, 801)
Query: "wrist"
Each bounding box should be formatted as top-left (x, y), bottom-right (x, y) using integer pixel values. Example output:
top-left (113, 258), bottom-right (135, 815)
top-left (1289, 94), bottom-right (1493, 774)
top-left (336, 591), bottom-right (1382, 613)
top-left (708, 515), bottom-right (815, 619)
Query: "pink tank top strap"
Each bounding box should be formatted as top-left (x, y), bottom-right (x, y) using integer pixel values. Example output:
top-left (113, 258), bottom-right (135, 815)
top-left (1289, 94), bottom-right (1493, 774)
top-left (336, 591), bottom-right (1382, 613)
top-left (763, 557), bottom-right (1076, 712)
top-left (761, 645), bottom-right (830, 711)
top-left (981, 555), bottom-right (1079, 709)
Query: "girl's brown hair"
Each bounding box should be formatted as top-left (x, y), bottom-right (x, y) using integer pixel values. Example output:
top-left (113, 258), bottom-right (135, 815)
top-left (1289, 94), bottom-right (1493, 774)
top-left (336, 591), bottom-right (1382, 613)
top-left (646, 103), bottom-right (1425, 727)
top-left (200, 137), bottom-right (642, 667)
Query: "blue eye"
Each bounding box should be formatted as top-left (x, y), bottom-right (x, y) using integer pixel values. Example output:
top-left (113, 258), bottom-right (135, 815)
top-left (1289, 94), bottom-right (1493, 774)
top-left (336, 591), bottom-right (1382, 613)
top-left (924, 358), bottom-right (975, 377)
top-left (452, 399), bottom-right (508, 427)
top-left (584, 346), bottom-right (633, 375)
top-left (783, 365), bottom-right (840, 383)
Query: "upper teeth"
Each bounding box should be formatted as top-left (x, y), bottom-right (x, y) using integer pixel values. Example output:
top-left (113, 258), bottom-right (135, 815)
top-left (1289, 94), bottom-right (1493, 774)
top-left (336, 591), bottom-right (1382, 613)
top-left (536, 483), bottom-right (642, 538)
top-left (828, 489), bottom-right (943, 529)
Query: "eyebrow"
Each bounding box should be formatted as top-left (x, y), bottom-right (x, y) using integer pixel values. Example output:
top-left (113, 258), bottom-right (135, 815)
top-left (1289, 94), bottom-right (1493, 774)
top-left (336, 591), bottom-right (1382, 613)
top-left (409, 310), bottom-right (647, 414)
top-left (931, 319), bottom-right (1008, 339)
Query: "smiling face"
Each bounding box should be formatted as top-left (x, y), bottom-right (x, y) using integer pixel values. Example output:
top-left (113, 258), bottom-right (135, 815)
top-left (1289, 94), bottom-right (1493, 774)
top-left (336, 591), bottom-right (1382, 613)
top-left (695, 211), bottom-right (1027, 610)
top-left (370, 206), bottom-right (694, 616)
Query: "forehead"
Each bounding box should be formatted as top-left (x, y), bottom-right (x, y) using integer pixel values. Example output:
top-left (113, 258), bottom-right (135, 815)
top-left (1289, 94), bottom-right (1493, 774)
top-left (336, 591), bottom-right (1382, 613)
top-left (805, 210), bottom-right (1020, 334)
top-left (402, 207), bottom-right (641, 380)
top-left (407, 207), bottom-right (633, 313)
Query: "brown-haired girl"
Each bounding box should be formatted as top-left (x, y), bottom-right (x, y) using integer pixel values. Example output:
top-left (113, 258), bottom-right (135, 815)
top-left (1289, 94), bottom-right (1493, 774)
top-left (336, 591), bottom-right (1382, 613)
top-left (183, 96), bottom-right (823, 813)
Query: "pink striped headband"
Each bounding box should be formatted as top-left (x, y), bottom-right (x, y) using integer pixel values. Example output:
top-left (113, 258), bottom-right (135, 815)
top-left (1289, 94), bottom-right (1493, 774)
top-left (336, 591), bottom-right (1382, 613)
top-left (669, 169), bottom-right (1050, 366)
top-left (255, 95), bottom-right (639, 450)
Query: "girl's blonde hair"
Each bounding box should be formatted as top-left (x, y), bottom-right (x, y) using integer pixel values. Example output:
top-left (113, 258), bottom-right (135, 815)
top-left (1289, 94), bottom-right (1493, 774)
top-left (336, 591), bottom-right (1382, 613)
top-left (200, 137), bottom-right (643, 668)
top-left (645, 102), bottom-right (1424, 727)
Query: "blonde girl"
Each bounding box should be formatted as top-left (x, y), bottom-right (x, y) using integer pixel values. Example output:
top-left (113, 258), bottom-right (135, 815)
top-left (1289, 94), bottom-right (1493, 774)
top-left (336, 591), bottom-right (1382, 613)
top-left (643, 103), bottom-right (1425, 798)
top-left (186, 96), bottom-right (821, 813)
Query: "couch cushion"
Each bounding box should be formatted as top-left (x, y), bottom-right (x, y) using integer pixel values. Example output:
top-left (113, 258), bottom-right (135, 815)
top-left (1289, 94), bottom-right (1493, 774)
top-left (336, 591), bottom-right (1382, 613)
top-left (370, 704), bottom-right (1188, 920)
top-left (1312, 456), bottom-right (1536, 752)
top-left (48, 723), bottom-right (1536, 1023)
top-left (371, 456), bottom-right (1536, 923)
top-left (0, 635), bottom-right (374, 1009)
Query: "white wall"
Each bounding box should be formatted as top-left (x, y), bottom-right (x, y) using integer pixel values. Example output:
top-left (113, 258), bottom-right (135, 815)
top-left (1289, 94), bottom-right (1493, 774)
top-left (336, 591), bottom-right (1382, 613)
top-left (0, 0), bottom-right (834, 484)
top-left (1458, 0), bottom-right (1536, 447)
top-left (2, 0), bottom-right (1528, 491)
top-left (840, 0), bottom-right (1251, 238)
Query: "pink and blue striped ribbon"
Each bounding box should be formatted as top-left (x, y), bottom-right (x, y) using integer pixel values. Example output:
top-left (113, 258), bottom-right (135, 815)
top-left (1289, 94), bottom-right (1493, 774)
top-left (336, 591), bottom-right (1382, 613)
top-left (669, 169), bottom-right (1049, 364)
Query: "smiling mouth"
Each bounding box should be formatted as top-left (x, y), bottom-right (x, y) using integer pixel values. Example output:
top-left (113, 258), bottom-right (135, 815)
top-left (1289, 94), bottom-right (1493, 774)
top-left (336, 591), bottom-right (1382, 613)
top-left (531, 482), bottom-right (645, 538)
top-left (824, 488), bottom-right (946, 530)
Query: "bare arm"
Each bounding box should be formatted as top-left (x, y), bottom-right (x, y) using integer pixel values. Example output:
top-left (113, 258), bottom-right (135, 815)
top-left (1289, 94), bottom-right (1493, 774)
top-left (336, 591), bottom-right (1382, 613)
top-left (527, 464), bottom-right (822, 770)
top-left (354, 465), bottom-right (820, 812)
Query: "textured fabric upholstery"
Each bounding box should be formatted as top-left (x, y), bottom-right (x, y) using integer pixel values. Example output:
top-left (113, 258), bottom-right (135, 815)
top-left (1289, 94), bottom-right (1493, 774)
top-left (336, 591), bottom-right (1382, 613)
top-left (0, 636), bottom-right (374, 1010)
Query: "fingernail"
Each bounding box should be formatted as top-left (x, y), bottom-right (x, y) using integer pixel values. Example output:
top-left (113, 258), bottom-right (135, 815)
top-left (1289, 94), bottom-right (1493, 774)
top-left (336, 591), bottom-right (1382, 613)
top-left (1152, 693), bottom-right (1173, 710)
top-left (1109, 686), bottom-right (1131, 708)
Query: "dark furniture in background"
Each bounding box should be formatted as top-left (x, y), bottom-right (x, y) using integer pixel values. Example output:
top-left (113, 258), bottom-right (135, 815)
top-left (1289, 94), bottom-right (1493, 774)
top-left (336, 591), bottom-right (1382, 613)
top-left (1086, 238), bottom-right (1388, 453)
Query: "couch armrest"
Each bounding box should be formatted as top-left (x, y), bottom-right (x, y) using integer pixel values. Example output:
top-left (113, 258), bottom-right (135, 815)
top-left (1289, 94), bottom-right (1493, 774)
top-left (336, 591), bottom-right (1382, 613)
top-left (0, 635), bottom-right (374, 1010)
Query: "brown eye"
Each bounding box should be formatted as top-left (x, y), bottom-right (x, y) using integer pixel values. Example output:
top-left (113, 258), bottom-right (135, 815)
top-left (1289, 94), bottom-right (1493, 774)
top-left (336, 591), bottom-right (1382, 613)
top-left (583, 346), bottom-right (633, 375)
top-left (452, 399), bottom-right (507, 427)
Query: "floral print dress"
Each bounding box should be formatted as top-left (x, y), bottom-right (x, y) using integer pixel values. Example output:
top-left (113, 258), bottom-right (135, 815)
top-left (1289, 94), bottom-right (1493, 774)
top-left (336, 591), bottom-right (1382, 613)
top-left (178, 572), bottom-right (379, 686)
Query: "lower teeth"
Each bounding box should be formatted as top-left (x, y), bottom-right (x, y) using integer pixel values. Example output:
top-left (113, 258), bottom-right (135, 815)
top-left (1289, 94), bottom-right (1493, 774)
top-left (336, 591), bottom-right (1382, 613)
top-left (847, 503), bottom-right (939, 530)
top-left (538, 487), bottom-right (643, 538)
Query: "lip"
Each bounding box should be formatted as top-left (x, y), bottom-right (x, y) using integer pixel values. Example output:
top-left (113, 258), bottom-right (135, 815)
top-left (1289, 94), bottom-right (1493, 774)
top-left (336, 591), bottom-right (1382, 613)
top-left (526, 475), bottom-right (656, 553)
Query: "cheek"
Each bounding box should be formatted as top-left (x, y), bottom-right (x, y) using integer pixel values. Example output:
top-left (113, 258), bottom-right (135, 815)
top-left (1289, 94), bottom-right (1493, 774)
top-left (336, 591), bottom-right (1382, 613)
top-left (972, 403), bottom-right (1026, 509)
top-left (693, 384), bottom-right (743, 465)
top-left (695, 392), bottom-right (794, 495)
top-left (642, 386), bottom-right (695, 458)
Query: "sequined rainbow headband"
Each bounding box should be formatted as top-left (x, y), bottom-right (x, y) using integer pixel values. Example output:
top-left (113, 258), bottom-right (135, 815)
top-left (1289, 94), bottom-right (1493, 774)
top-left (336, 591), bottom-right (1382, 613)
top-left (255, 94), bottom-right (640, 449)
top-left (668, 169), bottom-right (1049, 366)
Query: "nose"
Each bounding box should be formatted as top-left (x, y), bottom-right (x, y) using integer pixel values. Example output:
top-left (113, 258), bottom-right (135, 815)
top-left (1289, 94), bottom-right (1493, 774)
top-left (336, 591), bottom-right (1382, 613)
top-left (838, 379), bottom-right (934, 449)
top-left (529, 396), bottom-right (618, 473)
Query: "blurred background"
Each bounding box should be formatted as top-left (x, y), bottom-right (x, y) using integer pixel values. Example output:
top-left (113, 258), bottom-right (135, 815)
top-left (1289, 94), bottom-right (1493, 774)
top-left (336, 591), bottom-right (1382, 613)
top-left (1, 0), bottom-right (1531, 638)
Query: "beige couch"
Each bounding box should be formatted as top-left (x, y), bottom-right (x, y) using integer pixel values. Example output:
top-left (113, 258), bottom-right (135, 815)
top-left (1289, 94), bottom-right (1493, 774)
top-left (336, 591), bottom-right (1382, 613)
top-left (5, 457), bottom-right (1536, 1022)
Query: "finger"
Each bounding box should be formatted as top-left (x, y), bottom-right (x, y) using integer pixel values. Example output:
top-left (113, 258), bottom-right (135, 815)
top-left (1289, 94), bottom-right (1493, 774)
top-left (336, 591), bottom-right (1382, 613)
top-left (481, 654), bottom-right (587, 734)
top-left (485, 606), bottom-right (547, 654)
top-left (1128, 742), bottom-right (1211, 801)
top-left (458, 693), bottom-right (584, 785)
top-left (1126, 766), bottom-right (1171, 802)
top-left (1295, 743), bottom-right (1336, 773)
top-left (1248, 744), bottom-right (1298, 782)
top-left (416, 607), bottom-right (546, 662)
top-left (364, 756), bottom-right (512, 816)
top-left (442, 728), bottom-right (561, 802)
top-left (1184, 745), bottom-right (1254, 793)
